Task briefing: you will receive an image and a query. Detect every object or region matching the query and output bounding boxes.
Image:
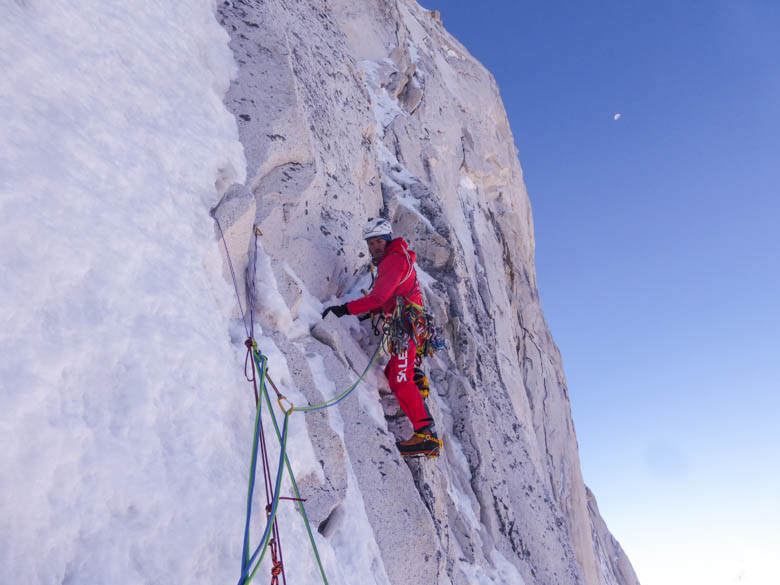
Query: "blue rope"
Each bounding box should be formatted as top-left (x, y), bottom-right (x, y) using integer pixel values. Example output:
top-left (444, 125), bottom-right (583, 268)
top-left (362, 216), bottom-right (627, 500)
top-left (238, 338), bottom-right (380, 584)
top-left (253, 350), bottom-right (329, 585)
top-left (238, 401), bottom-right (290, 585)
top-left (215, 223), bottom-right (328, 584)
top-left (239, 353), bottom-right (267, 574)
top-left (223, 225), bottom-right (375, 585)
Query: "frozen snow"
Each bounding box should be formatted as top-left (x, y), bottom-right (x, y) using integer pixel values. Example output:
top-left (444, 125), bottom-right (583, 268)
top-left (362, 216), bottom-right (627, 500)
top-left (460, 175), bottom-right (478, 191)
top-left (359, 59), bottom-right (406, 138)
top-left (407, 40), bottom-right (421, 66)
top-left (1, 2), bottom-right (247, 583)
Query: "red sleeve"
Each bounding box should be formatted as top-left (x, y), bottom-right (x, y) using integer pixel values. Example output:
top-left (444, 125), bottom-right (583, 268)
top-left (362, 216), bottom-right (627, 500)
top-left (347, 254), bottom-right (407, 315)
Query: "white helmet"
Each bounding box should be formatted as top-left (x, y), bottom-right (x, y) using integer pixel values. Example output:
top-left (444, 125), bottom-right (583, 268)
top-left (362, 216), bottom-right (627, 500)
top-left (362, 217), bottom-right (392, 240)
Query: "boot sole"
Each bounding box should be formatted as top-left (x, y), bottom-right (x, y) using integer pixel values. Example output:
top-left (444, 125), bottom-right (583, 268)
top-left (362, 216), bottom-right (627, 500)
top-left (401, 452), bottom-right (439, 459)
top-left (399, 447), bottom-right (440, 458)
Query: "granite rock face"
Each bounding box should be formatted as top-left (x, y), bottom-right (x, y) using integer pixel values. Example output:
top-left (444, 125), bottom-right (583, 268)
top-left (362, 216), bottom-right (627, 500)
top-left (215, 1), bottom-right (640, 584)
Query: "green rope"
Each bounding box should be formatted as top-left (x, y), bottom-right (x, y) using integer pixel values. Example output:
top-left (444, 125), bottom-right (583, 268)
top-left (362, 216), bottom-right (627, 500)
top-left (254, 349), bottom-right (330, 585)
top-left (243, 340), bottom-right (384, 585)
top-left (226, 224), bottom-right (385, 584)
top-left (242, 406), bottom-right (291, 584)
top-left (292, 340), bottom-right (383, 412)
top-left (242, 354), bottom-right (268, 570)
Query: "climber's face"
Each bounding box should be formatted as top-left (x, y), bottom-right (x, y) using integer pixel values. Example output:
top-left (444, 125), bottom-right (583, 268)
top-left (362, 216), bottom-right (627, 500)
top-left (366, 237), bottom-right (388, 263)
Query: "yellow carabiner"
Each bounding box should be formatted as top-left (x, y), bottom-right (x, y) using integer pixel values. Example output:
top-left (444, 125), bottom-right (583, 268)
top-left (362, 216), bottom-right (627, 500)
top-left (277, 395), bottom-right (294, 415)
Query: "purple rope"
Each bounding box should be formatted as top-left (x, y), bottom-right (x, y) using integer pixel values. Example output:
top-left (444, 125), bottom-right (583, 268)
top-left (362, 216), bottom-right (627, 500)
top-left (248, 231), bottom-right (259, 338)
top-left (214, 216), bottom-right (250, 339)
top-left (215, 215), bottom-right (291, 583)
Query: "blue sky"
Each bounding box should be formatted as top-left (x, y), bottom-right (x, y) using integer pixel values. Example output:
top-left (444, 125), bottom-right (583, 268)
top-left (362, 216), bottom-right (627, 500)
top-left (424, 2), bottom-right (780, 583)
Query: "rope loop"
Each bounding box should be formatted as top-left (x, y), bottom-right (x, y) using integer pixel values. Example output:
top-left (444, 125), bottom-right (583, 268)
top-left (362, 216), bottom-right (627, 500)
top-left (216, 218), bottom-right (350, 585)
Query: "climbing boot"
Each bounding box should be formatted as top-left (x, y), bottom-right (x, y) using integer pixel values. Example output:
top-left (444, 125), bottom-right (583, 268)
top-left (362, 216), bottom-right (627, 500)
top-left (413, 367), bottom-right (429, 398)
top-left (397, 426), bottom-right (442, 458)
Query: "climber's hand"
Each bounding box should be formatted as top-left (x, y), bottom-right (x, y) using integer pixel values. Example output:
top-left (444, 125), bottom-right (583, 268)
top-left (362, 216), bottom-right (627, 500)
top-left (321, 304), bottom-right (349, 319)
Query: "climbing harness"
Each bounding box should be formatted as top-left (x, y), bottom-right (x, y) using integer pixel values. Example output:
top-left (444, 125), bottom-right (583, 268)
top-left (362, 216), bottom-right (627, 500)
top-left (384, 296), bottom-right (446, 362)
top-left (362, 262), bottom-right (445, 362)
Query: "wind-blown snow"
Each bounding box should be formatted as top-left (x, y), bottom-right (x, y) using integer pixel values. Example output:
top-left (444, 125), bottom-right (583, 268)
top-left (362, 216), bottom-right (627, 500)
top-left (0, 2), bottom-right (250, 583)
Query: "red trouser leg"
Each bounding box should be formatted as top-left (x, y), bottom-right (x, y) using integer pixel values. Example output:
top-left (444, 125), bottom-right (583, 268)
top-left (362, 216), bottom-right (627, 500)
top-left (385, 339), bottom-right (430, 431)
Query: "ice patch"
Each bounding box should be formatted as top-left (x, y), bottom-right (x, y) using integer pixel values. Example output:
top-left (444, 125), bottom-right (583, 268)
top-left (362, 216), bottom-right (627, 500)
top-left (359, 59), bottom-right (405, 138)
top-left (407, 39), bottom-right (421, 66)
top-left (460, 175), bottom-right (477, 191)
top-left (252, 240), bottom-right (296, 333)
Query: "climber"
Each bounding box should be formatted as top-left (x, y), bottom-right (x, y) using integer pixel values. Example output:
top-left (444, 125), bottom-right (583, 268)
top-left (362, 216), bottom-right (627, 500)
top-left (321, 217), bottom-right (442, 458)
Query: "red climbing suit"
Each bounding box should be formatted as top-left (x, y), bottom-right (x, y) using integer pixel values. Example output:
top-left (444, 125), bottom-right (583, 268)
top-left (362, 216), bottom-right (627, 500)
top-left (346, 238), bottom-right (430, 431)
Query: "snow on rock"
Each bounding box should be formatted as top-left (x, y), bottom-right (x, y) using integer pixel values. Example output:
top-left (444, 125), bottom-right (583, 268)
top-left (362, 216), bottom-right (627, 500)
top-left (2, 1), bottom-right (640, 584)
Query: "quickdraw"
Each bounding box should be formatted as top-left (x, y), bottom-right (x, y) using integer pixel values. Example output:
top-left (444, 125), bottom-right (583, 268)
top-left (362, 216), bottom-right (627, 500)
top-left (266, 504), bottom-right (284, 585)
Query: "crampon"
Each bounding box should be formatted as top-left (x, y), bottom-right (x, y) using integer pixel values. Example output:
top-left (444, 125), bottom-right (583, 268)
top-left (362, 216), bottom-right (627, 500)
top-left (397, 429), bottom-right (443, 459)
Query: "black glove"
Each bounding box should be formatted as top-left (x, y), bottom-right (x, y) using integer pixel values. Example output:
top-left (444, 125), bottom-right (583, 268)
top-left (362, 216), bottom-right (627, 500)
top-left (321, 304), bottom-right (349, 319)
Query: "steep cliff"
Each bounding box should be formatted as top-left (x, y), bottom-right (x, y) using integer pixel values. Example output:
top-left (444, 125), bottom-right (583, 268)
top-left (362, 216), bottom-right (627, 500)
top-left (215, 1), bottom-right (640, 585)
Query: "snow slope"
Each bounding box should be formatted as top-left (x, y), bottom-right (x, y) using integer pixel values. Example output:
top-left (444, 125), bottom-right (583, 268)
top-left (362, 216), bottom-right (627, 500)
top-left (1, 2), bottom-right (248, 583)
